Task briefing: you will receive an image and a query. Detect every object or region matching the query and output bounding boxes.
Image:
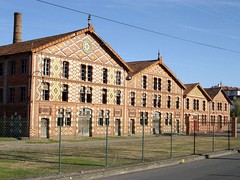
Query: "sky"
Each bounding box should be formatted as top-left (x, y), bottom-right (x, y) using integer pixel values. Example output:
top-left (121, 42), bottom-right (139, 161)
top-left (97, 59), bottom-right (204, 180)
top-left (0, 0), bottom-right (240, 88)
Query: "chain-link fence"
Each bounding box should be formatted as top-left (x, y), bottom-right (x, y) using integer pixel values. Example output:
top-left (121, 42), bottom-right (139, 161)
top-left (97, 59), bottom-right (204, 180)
top-left (0, 117), bottom-right (239, 180)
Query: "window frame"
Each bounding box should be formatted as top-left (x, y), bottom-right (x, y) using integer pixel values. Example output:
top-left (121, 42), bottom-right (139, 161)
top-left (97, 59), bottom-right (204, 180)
top-left (43, 58), bottom-right (50, 76)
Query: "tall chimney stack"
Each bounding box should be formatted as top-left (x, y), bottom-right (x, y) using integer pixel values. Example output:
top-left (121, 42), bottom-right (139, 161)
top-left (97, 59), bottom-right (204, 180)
top-left (13, 12), bottom-right (22, 43)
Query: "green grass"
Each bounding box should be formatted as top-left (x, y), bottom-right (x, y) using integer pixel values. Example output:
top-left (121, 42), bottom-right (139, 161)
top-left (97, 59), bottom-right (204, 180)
top-left (0, 135), bottom-right (239, 179)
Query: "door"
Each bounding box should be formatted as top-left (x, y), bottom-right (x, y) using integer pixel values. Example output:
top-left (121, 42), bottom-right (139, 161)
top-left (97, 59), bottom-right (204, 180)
top-left (130, 119), bottom-right (135, 135)
top-left (78, 108), bottom-right (92, 137)
top-left (176, 120), bottom-right (180, 134)
top-left (153, 112), bottom-right (161, 134)
top-left (41, 118), bottom-right (49, 138)
top-left (115, 119), bottom-right (121, 136)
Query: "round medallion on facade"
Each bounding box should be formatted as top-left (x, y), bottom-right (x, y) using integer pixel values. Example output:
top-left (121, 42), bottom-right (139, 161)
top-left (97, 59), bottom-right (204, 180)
top-left (83, 40), bottom-right (92, 54)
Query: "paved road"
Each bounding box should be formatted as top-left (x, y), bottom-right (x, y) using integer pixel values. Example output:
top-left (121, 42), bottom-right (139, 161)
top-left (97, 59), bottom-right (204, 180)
top-left (99, 153), bottom-right (240, 180)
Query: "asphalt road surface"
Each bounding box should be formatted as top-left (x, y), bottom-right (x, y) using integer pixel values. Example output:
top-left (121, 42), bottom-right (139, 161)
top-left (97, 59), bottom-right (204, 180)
top-left (99, 153), bottom-right (240, 180)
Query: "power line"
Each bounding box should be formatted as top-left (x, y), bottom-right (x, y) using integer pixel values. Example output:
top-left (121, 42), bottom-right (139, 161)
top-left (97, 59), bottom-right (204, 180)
top-left (36, 0), bottom-right (240, 54)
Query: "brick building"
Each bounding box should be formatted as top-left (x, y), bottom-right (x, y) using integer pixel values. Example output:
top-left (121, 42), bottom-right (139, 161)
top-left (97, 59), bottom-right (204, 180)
top-left (0, 13), bottom-right (232, 139)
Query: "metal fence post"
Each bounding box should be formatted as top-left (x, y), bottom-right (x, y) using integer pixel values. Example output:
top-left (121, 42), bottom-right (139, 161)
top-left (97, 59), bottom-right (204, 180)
top-left (228, 122), bottom-right (230, 150)
top-left (142, 119), bottom-right (145, 162)
top-left (212, 121), bottom-right (215, 152)
top-left (170, 121), bottom-right (173, 158)
top-left (58, 121), bottom-right (62, 174)
top-left (193, 120), bottom-right (196, 155)
top-left (105, 120), bottom-right (109, 167)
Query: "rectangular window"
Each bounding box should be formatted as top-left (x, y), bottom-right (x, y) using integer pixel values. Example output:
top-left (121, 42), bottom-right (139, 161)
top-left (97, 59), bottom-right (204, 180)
top-left (65, 109), bottom-right (71, 126)
top-left (176, 97), bottom-right (180, 109)
top-left (142, 93), bottom-right (147, 107)
top-left (153, 77), bottom-right (157, 90)
top-left (157, 95), bottom-right (161, 108)
top-left (167, 96), bottom-right (171, 108)
top-left (43, 83), bottom-right (49, 100)
top-left (0, 63), bottom-right (3, 76)
top-left (103, 68), bottom-right (108, 84)
top-left (43, 58), bottom-right (50, 76)
top-left (86, 87), bottom-right (92, 103)
top-left (158, 78), bottom-right (161, 91)
top-left (212, 102), bottom-right (215, 110)
top-left (105, 110), bottom-right (110, 126)
top-left (63, 61), bottom-right (69, 78)
top-left (81, 64), bottom-right (86, 81)
top-left (140, 112), bottom-right (148, 126)
top-left (20, 59), bottom-right (27, 74)
top-left (9, 88), bottom-right (15, 102)
top-left (116, 71), bottom-right (121, 85)
top-left (186, 98), bottom-right (189, 110)
top-left (153, 94), bottom-right (157, 107)
top-left (142, 75), bottom-right (147, 89)
top-left (165, 113), bottom-right (169, 125)
top-left (10, 61), bottom-right (15, 75)
top-left (62, 84), bottom-right (68, 101)
top-left (87, 66), bottom-right (93, 82)
top-left (99, 110), bottom-right (104, 126)
top-left (0, 88), bottom-right (3, 103)
top-left (102, 89), bottom-right (107, 104)
top-left (130, 92), bottom-right (135, 106)
top-left (167, 80), bottom-right (171, 92)
top-left (20, 87), bottom-right (26, 102)
top-left (203, 101), bottom-right (206, 111)
top-left (225, 103), bottom-right (227, 111)
top-left (116, 90), bottom-right (121, 105)
top-left (80, 86), bottom-right (85, 103)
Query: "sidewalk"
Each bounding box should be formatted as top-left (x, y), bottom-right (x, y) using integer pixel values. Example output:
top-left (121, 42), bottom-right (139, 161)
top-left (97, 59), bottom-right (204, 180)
top-left (26, 149), bottom-right (239, 180)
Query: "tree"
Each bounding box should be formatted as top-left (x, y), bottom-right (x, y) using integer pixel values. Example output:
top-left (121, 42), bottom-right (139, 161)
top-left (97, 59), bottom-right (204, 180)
top-left (230, 98), bottom-right (240, 123)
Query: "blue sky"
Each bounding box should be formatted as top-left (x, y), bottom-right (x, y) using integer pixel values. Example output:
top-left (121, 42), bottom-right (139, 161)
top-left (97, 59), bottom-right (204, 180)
top-left (1, 0), bottom-right (240, 88)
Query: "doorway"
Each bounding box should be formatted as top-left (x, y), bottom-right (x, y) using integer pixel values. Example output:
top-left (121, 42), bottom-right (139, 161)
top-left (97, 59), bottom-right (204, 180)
top-left (41, 118), bottom-right (49, 138)
top-left (130, 119), bottom-right (135, 135)
top-left (115, 119), bottom-right (121, 136)
top-left (78, 108), bottom-right (92, 137)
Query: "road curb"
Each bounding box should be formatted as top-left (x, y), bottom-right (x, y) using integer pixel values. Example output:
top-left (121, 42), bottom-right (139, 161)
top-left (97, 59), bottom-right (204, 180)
top-left (27, 150), bottom-right (239, 180)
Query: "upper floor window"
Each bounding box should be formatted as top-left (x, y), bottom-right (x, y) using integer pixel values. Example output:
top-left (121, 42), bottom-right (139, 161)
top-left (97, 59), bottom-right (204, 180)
top-left (186, 98), bottom-right (190, 110)
top-left (130, 92), bottom-right (135, 106)
top-left (142, 93), bottom-right (147, 107)
top-left (116, 90), bottom-right (121, 105)
top-left (80, 86), bottom-right (86, 103)
top-left (203, 101), bottom-right (206, 111)
top-left (212, 102), bottom-right (215, 110)
top-left (167, 96), bottom-right (171, 108)
top-left (102, 89), bottom-right (107, 104)
top-left (9, 88), bottom-right (15, 102)
top-left (20, 59), bottom-right (27, 74)
top-left (167, 80), bottom-right (171, 92)
top-left (81, 64), bottom-right (86, 81)
top-left (10, 61), bottom-right (15, 75)
top-left (116, 71), bottom-right (121, 85)
top-left (217, 102), bottom-right (222, 111)
top-left (153, 77), bottom-right (161, 91)
top-left (20, 87), bottom-right (26, 102)
top-left (193, 99), bottom-right (199, 110)
top-left (63, 61), bottom-right (69, 78)
top-left (103, 68), bottom-right (108, 84)
top-left (176, 97), bottom-right (180, 109)
top-left (0, 63), bottom-right (3, 76)
top-left (153, 94), bottom-right (157, 107)
top-left (62, 84), bottom-right (68, 102)
top-left (86, 87), bottom-right (92, 103)
top-left (43, 58), bottom-right (50, 76)
top-left (224, 103), bottom-right (227, 111)
top-left (87, 66), bottom-right (93, 82)
top-left (43, 83), bottom-right (49, 100)
top-left (142, 75), bottom-right (147, 89)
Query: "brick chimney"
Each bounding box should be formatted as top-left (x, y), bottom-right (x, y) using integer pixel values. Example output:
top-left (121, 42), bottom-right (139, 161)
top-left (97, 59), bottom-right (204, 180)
top-left (13, 12), bottom-right (22, 43)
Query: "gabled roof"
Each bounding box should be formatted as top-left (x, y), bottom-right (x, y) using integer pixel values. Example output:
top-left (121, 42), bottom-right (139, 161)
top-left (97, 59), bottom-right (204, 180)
top-left (0, 24), bottom-right (131, 71)
top-left (184, 83), bottom-right (212, 101)
top-left (205, 87), bottom-right (232, 104)
top-left (126, 56), bottom-right (186, 90)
